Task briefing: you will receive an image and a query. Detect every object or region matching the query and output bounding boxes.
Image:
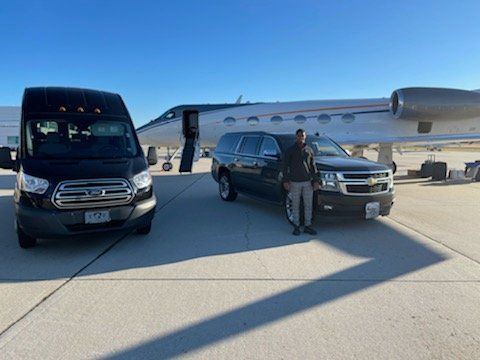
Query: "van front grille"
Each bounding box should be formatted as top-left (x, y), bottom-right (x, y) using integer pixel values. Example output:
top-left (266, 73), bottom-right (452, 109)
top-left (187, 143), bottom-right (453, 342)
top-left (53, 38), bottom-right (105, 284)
top-left (52, 178), bottom-right (133, 209)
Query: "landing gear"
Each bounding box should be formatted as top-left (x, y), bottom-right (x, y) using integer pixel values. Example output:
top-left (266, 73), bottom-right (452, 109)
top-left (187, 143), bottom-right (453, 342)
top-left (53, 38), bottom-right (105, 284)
top-left (377, 143), bottom-right (397, 174)
top-left (162, 162), bottom-right (173, 172)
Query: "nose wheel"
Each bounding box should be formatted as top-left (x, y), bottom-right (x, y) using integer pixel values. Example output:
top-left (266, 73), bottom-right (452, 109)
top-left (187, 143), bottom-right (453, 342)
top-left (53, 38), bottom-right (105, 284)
top-left (162, 162), bottom-right (173, 172)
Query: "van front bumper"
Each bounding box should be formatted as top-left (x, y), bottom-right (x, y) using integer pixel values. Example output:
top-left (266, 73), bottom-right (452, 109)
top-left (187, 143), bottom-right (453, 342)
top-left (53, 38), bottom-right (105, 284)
top-left (316, 190), bottom-right (394, 217)
top-left (15, 195), bottom-right (156, 239)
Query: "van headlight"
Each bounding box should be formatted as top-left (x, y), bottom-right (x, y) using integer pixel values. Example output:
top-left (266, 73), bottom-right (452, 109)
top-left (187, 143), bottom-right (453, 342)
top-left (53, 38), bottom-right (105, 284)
top-left (18, 172), bottom-right (49, 194)
top-left (320, 172), bottom-right (340, 192)
top-left (132, 170), bottom-right (152, 190)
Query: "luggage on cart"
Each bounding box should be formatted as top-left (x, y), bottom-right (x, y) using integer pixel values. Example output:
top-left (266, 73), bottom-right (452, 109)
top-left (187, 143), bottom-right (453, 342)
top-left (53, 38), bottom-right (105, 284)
top-left (420, 154), bottom-right (435, 178)
top-left (432, 162), bottom-right (447, 181)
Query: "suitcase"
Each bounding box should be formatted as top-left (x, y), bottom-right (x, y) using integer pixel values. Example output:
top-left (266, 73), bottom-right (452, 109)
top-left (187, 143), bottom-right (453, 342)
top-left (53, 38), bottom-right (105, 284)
top-left (432, 162), bottom-right (447, 181)
top-left (420, 162), bottom-right (434, 178)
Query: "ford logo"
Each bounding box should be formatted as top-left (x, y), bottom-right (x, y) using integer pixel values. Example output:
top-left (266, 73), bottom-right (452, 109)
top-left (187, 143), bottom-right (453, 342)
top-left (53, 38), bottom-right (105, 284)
top-left (87, 189), bottom-right (104, 197)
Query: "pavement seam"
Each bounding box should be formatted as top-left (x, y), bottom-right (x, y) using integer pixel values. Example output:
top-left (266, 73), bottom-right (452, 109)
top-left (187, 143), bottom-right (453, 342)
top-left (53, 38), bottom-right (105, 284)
top-left (0, 173), bottom-right (206, 347)
top-left (388, 217), bottom-right (480, 266)
top-left (244, 210), bottom-right (275, 280)
top-left (69, 278), bottom-right (480, 283)
top-left (154, 173), bottom-right (206, 213)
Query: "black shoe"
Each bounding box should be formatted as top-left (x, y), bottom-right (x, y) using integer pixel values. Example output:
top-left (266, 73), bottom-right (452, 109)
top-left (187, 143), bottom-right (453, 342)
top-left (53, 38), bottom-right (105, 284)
top-left (304, 226), bottom-right (317, 235)
top-left (292, 226), bottom-right (301, 236)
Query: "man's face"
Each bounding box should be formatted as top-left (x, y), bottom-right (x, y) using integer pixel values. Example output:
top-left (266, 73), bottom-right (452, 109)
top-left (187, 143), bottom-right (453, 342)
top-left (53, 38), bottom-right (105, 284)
top-left (296, 131), bottom-right (306, 144)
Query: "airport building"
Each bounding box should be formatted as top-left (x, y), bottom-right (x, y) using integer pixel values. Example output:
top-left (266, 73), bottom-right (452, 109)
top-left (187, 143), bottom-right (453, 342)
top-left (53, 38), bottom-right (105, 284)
top-left (0, 106), bottom-right (20, 149)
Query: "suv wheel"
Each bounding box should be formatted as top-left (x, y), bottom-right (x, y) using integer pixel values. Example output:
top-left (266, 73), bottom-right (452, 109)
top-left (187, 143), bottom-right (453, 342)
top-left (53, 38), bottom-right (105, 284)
top-left (284, 192), bottom-right (316, 226)
top-left (17, 224), bottom-right (37, 248)
top-left (219, 172), bottom-right (237, 201)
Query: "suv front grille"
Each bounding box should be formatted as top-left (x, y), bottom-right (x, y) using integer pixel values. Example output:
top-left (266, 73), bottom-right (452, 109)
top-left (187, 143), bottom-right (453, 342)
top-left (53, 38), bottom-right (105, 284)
top-left (337, 171), bottom-right (392, 196)
top-left (52, 178), bottom-right (133, 209)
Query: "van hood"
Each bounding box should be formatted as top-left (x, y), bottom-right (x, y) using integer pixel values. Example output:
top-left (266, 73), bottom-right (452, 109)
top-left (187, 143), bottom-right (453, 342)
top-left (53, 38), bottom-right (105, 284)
top-left (315, 156), bottom-right (389, 172)
top-left (21, 157), bottom-right (147, 183)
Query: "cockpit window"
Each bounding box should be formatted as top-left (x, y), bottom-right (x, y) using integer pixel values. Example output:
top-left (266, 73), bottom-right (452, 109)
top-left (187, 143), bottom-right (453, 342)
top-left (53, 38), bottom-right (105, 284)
top-left (165, 111), bottom-right (175, 119)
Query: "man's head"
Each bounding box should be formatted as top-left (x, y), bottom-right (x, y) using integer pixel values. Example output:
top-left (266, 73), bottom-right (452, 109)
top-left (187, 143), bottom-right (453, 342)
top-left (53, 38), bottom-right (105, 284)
top-left (295, 128), bottom-right (306, 145)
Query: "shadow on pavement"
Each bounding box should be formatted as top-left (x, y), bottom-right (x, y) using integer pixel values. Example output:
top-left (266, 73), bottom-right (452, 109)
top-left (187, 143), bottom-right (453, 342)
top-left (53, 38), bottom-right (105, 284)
top-left (0, 172), bottom-right (447, 358)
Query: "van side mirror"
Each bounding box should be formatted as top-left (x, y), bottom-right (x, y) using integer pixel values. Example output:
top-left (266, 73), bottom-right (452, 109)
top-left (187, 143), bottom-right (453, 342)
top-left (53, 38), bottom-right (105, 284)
top-left (147, 146), bottom-right (158, 166)
top-left (263, 150), bottom-right (280, 159)
top-left (0, 147), bottom-right (13, 169)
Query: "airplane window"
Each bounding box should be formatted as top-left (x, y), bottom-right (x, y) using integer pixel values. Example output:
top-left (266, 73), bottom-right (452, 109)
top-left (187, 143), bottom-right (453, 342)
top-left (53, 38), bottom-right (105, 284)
top-left (317, 113), bottom-right (331, 124)
top-left (341, 113), bottom-right (355, 123)
top-left (165, 111), bottom-right (175, 119)
top-left (247, 116), bottom-right (260, 126)
top-left (271, 115), bottom-right (283, 125)
top-left (294, 115), bottom-right (307, 124)
top-left (224, 117), bottom-right (236, 126)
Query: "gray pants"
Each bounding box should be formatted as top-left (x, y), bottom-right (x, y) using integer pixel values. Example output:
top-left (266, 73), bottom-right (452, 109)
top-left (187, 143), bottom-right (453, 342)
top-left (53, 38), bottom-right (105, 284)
top-left (290, 181), bottom-right (313, 227)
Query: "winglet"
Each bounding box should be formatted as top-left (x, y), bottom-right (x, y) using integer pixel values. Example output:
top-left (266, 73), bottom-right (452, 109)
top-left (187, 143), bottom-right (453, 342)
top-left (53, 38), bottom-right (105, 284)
top-left (235, 95), bottom-right (243, 104)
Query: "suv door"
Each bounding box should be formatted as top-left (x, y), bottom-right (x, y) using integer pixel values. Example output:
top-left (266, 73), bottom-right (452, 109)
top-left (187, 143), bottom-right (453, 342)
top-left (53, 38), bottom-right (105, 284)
top-left (256, 136), bottom-right (283, 202)
top-left (232, 135), bottom-right (261, 194)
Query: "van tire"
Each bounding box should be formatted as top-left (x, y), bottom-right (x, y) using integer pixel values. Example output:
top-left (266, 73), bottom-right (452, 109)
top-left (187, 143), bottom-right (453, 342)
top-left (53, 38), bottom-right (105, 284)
top-left (137, 222), bottom-right (152, 235)
top-left (17, 225), bottom-right (37, 248)
top-left (219, 172), bottom-right (237, 201)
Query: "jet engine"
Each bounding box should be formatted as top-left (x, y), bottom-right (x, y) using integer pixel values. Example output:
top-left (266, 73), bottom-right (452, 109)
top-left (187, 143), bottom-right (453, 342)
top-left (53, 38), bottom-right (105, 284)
top-left (390, 87), bottom-right (480, 120)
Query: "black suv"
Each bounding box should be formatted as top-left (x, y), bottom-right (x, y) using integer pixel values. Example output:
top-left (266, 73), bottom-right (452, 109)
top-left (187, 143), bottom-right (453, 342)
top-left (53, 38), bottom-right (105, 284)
top-left (211, 132), bottom-right (394, 223)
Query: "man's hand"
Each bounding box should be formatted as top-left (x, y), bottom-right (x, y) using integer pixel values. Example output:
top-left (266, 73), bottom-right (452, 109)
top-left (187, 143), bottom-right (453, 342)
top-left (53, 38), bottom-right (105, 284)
top-left (313, 182), bottom-right (320, 191)
top-left (283, 182), bottom-right (291, 191)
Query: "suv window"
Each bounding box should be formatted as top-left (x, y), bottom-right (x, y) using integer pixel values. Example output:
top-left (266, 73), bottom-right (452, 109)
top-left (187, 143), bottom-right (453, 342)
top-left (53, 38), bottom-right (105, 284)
top-left (216, 134), bottom-right (240, 153)
top-left (259, 137), bottom-right (280, 157)
top-left (238, 136), bottom-right (260, 155)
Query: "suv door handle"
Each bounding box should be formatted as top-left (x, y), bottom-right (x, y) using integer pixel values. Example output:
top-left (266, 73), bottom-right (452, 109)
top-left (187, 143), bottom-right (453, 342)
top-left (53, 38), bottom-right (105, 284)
top-left (253, 161), bottom-right (258, 167)
top-left (234, 157), bottom-right (239, 162)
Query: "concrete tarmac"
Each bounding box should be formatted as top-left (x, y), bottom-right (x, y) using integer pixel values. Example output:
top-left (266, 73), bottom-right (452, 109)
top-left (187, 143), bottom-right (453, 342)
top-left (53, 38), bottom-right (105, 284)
top-left (0, 151), bottom-right (479, 359)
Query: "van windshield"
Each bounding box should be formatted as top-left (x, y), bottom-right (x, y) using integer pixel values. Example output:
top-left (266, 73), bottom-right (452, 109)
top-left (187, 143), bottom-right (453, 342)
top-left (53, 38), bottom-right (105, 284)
top-left (25, 118), bottom-right (139, 159)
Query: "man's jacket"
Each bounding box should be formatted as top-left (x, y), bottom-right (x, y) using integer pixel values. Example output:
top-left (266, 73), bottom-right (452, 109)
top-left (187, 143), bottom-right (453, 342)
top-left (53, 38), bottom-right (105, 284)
top-left (282, 143), bottom-right (319, 183)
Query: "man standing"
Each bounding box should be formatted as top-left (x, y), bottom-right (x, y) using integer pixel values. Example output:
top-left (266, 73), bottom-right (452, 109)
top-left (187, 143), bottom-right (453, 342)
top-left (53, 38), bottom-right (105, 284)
top-left (282, 129), bottom-right (320, 235)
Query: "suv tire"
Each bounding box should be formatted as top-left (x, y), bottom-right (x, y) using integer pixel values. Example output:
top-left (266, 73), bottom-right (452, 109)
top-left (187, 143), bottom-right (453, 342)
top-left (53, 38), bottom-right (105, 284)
top-left (284, 191), bottom-right (316, 226)
top-left (17, 224), bottom-right (37, 248)
top-left (219, 172), bottom-right (237, 201)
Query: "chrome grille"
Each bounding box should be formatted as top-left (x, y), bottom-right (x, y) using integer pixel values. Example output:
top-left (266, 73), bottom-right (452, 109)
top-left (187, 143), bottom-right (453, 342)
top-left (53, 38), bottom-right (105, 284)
top-left (337, 171), bottom-right (392, 196)
top-left (52, 178), bottom-right (133, 209)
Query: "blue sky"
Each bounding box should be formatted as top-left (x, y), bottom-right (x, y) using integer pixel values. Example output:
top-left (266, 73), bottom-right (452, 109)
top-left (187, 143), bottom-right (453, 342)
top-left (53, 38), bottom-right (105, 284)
top-left (1, 0), bottom-right (480, 126)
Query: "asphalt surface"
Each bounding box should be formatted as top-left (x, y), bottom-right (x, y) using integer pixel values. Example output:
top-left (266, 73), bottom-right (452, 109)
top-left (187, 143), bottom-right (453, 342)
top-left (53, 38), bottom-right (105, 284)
top-left (0, 151), bottom-right (479, 359)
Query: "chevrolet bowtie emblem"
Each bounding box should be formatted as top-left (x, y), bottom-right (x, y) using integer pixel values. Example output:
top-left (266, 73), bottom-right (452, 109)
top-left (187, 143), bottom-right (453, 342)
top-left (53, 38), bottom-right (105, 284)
top-left (367, 177), bottom-right (377, 186)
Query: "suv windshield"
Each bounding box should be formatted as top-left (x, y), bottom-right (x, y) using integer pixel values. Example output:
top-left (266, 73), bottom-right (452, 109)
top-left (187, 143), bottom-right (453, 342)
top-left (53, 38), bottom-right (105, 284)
top-left (307, 137), bottom-right (347, 157)
top-left (280, 135), bottom-right (348, 157)
top-left (25, 117), bottom-right (139, 159)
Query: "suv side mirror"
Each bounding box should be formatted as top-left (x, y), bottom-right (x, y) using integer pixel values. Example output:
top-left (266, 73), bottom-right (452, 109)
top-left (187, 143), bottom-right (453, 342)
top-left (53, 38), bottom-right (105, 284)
top-left (0, 147), bottom-right (13, 169)
top-left (263, 150), bottom-right (280, 159)
top-left (147, 146), bottom-right (158, 166)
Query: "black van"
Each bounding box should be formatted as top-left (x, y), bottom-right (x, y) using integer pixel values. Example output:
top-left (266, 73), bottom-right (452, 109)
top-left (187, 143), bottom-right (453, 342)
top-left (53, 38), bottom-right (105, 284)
top-left (211, 132), bottom-right (395, 223)
top-left (0, 87), bottom-right (157, 248)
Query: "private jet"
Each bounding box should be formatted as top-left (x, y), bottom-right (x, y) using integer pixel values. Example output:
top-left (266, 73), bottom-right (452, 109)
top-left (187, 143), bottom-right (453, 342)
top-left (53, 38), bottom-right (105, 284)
top-left (136, 87), bottom-right (480, 173)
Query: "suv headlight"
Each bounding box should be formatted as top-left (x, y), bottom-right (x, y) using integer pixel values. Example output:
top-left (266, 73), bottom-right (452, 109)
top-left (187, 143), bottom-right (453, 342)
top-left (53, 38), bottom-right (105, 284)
top-left (388, 170), bottom-right (394, 189)
top-left (18, 172), bottom-right (49, 194)
top-left (320, 172), bottom-right (340, 192)
top-left (132, 170), bottom-right (152, 190)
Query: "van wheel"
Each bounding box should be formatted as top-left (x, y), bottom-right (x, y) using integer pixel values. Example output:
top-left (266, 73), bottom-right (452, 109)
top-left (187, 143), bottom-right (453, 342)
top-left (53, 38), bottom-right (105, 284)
top-left (219, 172), bottom-right (237, 201)
top-left (137, 222), bottom-right (152, 235)
top-left (17, 225), bottom-right (37, 248)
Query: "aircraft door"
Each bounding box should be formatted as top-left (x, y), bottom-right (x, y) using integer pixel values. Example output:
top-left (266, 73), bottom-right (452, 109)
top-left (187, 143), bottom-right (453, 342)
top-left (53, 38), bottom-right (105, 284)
top-left (179, 110), bottom-right (199, 173)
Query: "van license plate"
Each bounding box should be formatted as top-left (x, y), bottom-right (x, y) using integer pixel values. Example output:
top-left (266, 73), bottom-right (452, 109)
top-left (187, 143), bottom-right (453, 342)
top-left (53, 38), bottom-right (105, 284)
top-left (365, 202), bottom-right (380, 219)
top-left (85, 210), bottom-right (111, 224)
